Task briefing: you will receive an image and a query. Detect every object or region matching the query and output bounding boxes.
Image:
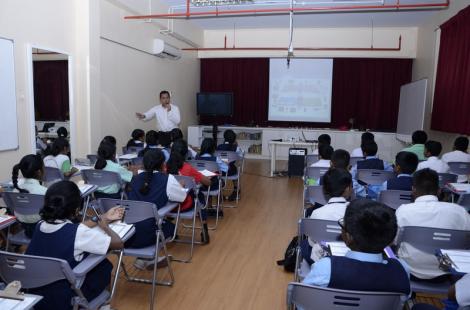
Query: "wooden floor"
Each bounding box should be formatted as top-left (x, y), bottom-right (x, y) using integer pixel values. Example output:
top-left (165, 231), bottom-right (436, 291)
top-left (111, 159), bottom-right (301, 310)
top-left (109, 159), bottom-right (445, 310)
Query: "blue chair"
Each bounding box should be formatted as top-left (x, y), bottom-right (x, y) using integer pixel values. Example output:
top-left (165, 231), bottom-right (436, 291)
top-left (43, 166), bottom-right (64, 185)
top-left (378, 190), bottom-right (412, 210)
top-left (305, 154), bottom-right (318, 167)
top-left (215, 150), bottom-right (244, 206)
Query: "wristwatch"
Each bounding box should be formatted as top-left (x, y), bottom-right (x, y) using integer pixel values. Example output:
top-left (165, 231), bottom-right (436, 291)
top-left (91, 215), bottom-right (100, 223)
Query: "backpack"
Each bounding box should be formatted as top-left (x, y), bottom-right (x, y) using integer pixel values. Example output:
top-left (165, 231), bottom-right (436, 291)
top-left (276, 236), bottom-right (298, 272)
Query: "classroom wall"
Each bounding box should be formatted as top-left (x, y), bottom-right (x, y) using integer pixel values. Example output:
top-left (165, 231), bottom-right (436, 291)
top-left (412, 1), bottom-right (470, 152)
top-left (0, 0), bottom-right (91, 178)
top-left (93, 0), bottom-right (202, 151)
top-left (199, 27), bottom-right (417, 58)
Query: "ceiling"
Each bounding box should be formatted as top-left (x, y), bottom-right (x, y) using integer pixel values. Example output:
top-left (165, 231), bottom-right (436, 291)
top-left (155, 0), bottom-right (445, 29)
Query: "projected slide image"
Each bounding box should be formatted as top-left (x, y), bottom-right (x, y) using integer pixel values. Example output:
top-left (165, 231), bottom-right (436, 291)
top-left (268, 58), bottom-right (333, 123)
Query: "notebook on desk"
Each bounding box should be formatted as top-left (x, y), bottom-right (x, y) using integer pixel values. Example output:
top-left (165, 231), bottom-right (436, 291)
top-left (92, 221), bottom-right (133, 239)
top-left (322, 241), bottom-right (396, 259)
top-left (448, 183), bottom-right (470, 193)
top-left (439, 249), bottom-right (470, 274)
top-left (200, 169), bottom-right (217, 177)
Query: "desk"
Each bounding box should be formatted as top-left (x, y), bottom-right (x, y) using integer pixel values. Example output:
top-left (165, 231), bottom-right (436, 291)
top-left (0, 294), bottom-right (42, 310)
top-left (268, 141), bottom-right (317, 177)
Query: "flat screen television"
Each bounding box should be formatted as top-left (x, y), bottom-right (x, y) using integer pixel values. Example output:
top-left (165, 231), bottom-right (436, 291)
top-left (197, 92), bottom-right (233, 117)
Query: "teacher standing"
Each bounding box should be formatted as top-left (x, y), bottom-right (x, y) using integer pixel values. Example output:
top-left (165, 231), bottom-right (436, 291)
top-left (135, 90), bottom-right (181, 133)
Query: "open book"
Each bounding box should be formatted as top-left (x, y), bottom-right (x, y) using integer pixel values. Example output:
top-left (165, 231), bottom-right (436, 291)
top-left (323, 241), bottom-right (396, 259)
top-left (118, 154), bottom-right (138, 160)
top-left (78, 184), bottom-right (95, 197)
top-left (93, 221), bottom-right (133, 239)
top-left (0, 214), bottom-right (16, 227)
top-left (440, 249), bottom-right (470, 273)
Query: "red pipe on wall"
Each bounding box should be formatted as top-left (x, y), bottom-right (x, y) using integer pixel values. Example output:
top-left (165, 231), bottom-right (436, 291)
top-left (182, 35), bottom-right (402, 52)
top-left (124, 0), bottom-right (449, 20)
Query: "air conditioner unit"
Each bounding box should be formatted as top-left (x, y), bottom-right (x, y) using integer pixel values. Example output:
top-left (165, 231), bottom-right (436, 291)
top-left (153, 39), bottom-right (181, 60)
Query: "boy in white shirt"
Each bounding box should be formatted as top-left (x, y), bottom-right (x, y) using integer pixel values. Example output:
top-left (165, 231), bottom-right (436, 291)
top-left (395, 168), bottom-right (470, 280)
top-left (442, 136), bottom-right (470, 182)
top-left (311, 144), bottom-right (333, 168)
top-left (351, 132), bottom-right (374, 158)
top-left (416, 140), bottom-right (449, 173)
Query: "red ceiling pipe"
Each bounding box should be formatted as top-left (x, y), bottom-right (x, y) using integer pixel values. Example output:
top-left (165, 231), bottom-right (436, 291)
top-left (125, 0), bottom-right (449, 20)
top-left (183, 35), bottom-right (402, 51)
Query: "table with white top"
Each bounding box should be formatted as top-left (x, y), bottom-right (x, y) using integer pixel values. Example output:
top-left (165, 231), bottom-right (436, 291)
top-left (268, 140), bottom-right (317, 177)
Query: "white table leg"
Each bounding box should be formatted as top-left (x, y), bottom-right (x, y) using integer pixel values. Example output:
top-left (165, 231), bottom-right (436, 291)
top-left (270, 143), bottom-right (276, 177)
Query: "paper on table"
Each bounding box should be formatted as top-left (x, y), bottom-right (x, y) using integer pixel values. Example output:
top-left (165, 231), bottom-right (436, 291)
top-left (109, 221), bottom-right (134, 239)
top-left (0, 295), bottom-right (38, 310)
top-left (325, 241), bottom-right (350, 257)
top-left (441, 249), bottom-right (470, 273)
top-left (0, 214), bottom-right (16, 226)
top-left (200, 169), bottom-right (216, 177)
top-left (78, 184), bottom-right (94, 195)
top-left (448, 183), bottom-right (470, 193)
top-left (118, 154), bottom-right (138, 160)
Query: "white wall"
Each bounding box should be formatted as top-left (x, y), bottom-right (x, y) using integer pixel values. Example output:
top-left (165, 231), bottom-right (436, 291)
top-left (95, 0), bottom-right (202, 152)
top-left (412, 1), bottom-right (470, 152)
top-left (0, 0), bottom-right (91, 178)
top-left (199, 27), bottom-right (417, 58)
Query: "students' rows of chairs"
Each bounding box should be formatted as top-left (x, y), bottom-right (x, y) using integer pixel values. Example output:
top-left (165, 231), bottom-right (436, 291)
top-left (0, 148), bottom-right (245, 309)
top-left (289, 157), bottom-right (470, 309)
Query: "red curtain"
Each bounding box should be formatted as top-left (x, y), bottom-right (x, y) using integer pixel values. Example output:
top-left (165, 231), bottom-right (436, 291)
top-left (431, 5), bottom-right (470, 134)
top-left (200, 57), bottom-right (412, 131)
top-left (33, 60), bottom-right (69, 121)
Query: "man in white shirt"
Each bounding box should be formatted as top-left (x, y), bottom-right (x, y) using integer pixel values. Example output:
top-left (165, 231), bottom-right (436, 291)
top-left (416, 140), bottom-right (449, 173)
top-left (351, 132), bottom-right (374, 158)
top-left (311, 144), bottom-right (333, 168)
top-left (442, 136), bottom-right (470, 182)
top-left (395, 168), bottom-right (470, 280)
top-left (136, 90), bottom-right (181, 132)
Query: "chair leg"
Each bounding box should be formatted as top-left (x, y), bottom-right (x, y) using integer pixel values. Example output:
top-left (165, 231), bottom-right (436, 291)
top-left (109, 250), bottom-right (124, 301)
top-left (160, 232), bottom-right (175, 286)
top-left (150, 234), bottom-right (159, 310)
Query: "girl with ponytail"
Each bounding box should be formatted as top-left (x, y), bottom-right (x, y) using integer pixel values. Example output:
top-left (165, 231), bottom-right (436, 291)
top-left (43, 138), bottom-right (78, 177)
top-left (26, 180), bottom-right (124, 310)
top-left (126, 149), bottom-right (187, 269)
top-left (93, 141), bottom-right (133, 199)
top-left (11, 154), bottom-right (47, 237)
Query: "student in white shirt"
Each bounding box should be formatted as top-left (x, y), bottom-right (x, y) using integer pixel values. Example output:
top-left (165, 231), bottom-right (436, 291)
top-left (311, 144), bottom-right (333, 168)
top-left (43, 138), bottom-right (78, 177)
top-left (395, 168), bottom-right (470, 280)
top-left (442, 136), bottom-right (470, 182)
top-left (301, 168), bottom-right (352, 264)
top-left (11, 154), bottom-right (48, 237)
top-left (136, 90), bottom-right (181, 133)
top-left (416, 140), bottom-right (450, 173)
top-left (312, 134), bottom-right (331, 155)
top-left (25, 181), bottom-right (124, 310)
top-left (351, 132), bottom-right (374, 158)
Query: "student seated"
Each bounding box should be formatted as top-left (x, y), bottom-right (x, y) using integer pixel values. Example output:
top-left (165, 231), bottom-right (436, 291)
top-left (383, 151), bottom-right (419, 191)
top-left (416, 140), bottom-right (449, 173)
top-left (310, 144), bottom-right (333, 168)
top-left (442, 136), bottom-right (470, 182)
top-left (351, 132), bottom-right (374, 158)
top-left (126, 129), bottom-right (145, 148)
top-left (26, 181), bottom-right (124, 310)
top-left (101, 135), bottom-right (117, 146)
top-left (302, 199), bottom-right (411, 298)
top-left (127, 149), bottom-right (187, 269)
top-left (56, 127), bottom-right (68, 139)
top-left (312, 134), bottom-right (331, 155)
top-left (159, 131), bottom-right (172, 162)
top-left (12, 154), bottom-right (47, 237)
top-left (217, 129), bottom-right (243, 200)
top-left (301, 168), bottom-right (352, 265)
top-left (43, 138), bottom-right (78, 177)
top-left (167, 139), bottom-right (211, 243)
top-left (94, 141), bottom-right (133, 199)
top-left (402, 130), bottom-right (428, 161)
top-left (395, 169), bottom-right (470, 280)
top-left (197, 138), bottom-right (228, 174)
top-left (330, 149), bottom-right (351, 170)
top-left (170, 128), bottom-right (197, 159)
top-left (138, 130), bottom-right (159, 157)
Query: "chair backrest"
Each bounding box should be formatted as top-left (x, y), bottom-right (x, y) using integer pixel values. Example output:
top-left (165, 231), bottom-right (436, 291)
top-left (215, 150), bottom-right (240, 164)
top-left (438, 173), bottom-right (458, 188)
top-left (287, 282), bottom-right (403, 310)
top-left (349, 157), bottom-right (364, 167)
top-left (173, 175), bottom-right (197, 192)
top-left (188, 160), bottom-right (220, 173)
top-left (81, 169), bottom-right (122, 187)
top-left (299, 218), bottom-right (342, 242)
top-left (0, 251), bottom-right (76, 290)
top-left (43, 166), bottom-right (64, 184)
top-left (86, 154), bottom-right (98, 165)
top-left (2, 192), bottom-right (44, 216)
top-left (305, 166), bottom-right (329, 181)
top-left (305, 185), bottom-right (327, 206)
top-left (306, 154), bottom-right (319, 167)
top-left (378, 190), bottom-right (412, 210)
top-left (448, 162), bottom-right (470, 176)
top-left (95, 199), bottom-right (158, 224)
top-left (356, 170), bottom-right (395, 186)
top-left (396, 226), bottom-right (470, 253)
top-left (130, 157), bottom-right (143, 166)
top-left (457, 193), bottom-right (470, 211)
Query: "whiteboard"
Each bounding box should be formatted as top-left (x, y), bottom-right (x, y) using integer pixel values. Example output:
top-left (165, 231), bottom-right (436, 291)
top-left (0, 37), bottom-right (18, 151)
top-left (396, 79), bottom-right (427, 143)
